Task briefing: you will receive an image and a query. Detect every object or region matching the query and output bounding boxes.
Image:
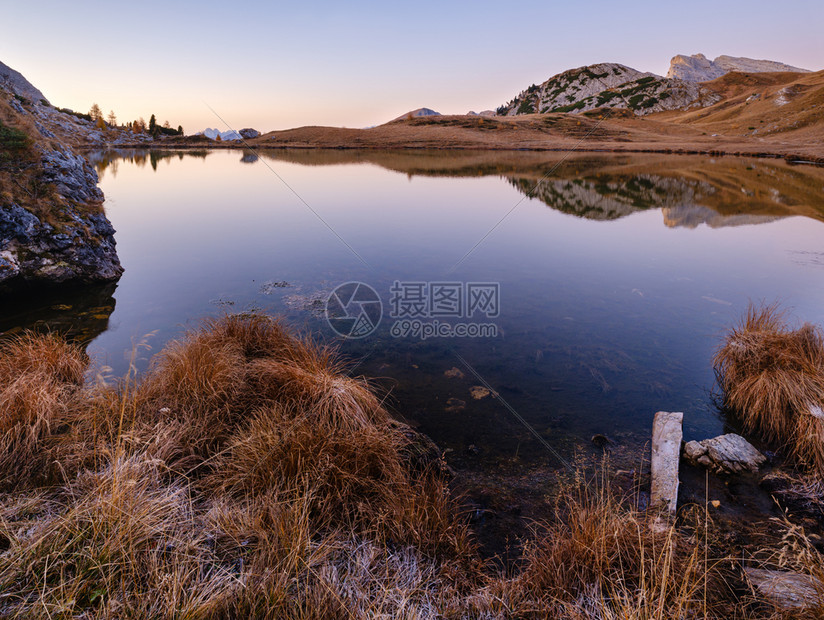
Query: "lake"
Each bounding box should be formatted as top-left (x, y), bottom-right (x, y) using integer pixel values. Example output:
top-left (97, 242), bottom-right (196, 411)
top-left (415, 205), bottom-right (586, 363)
top-left (6, 149), bottom-right (824, 471)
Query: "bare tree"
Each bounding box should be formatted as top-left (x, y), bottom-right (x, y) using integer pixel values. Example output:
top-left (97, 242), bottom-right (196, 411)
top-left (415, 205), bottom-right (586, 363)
top-left (89, 103), bottom-right (102, 121)
top-left (107, 110), bottom-right (117, 126)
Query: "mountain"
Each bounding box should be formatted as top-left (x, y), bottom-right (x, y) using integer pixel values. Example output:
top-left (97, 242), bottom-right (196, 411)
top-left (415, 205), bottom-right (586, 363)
top-left (498, 64), bottom-right (651, 115)
top-left (199, 128), bottom-right (241, 141)
top-left (496, 63), bottom-right (721, 117)
top-left (391, 108), bottom-right (441, 122)
top-left (0, 61), bottom-right (48, 104)
top-left (667, 53), bottom-right (811, 82)
top-left (0, 61), bottom-right (122, 290)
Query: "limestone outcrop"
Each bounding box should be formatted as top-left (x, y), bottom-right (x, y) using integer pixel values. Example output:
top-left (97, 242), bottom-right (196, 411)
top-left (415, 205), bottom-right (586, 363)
top-left (497, 63), bottom-right (721, 117)
top-left (667, 53), bottom-right (810, 82)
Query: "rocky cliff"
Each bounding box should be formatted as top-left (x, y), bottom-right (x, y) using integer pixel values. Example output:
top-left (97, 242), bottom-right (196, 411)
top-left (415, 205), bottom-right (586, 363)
top-left (0, 61), bottom-right (48, 105)
top-left (497, 63), bottom-right (721, 117)
top-left (0, 63), bottom-right (122, 291)
top-left (667, 53), bottom-right (811, 82)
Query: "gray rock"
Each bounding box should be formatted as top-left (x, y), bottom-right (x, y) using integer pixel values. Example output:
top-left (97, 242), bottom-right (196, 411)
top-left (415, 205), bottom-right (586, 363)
top-left (498, 63), bottom-right (721, 117)
top-left (667, 53), bottom-right (811, 83)
top-left (683, 434), bottom-right (766, 474)
top-left (0, 74), bottom-right (123, 289)
top-left (41, 147), bottom-right (105, 203)
top-left (0, 60), bottom-right (48, 103)
top-left (651, 411), bottom-right (683, 516)
top-left (744, 568), bottom-right (823, 611)
top-left (239, 128), bottom-right (260, 139)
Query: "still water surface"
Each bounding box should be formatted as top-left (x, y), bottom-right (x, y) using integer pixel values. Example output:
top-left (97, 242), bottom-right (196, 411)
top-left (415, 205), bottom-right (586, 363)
top-left (8, 149), bottom-right (824, 467)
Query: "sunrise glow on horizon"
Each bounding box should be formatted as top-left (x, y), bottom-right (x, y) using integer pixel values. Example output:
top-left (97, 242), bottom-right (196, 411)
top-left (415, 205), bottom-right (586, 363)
top-left (3, 0), bottom-right (822, 134)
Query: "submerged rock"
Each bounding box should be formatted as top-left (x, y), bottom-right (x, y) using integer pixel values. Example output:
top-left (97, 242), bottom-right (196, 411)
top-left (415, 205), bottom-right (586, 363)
top-left (444, 367), bottom-right (464, 379)
top-left (469, 386), bottom-right (492, 400)
top-left (591, 433), bottom-right (613, 449)
top-left (683, 433), bottom-right (766, 474)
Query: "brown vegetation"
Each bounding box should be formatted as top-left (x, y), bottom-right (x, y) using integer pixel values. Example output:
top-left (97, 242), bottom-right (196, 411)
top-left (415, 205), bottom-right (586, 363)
top-left (715, 304), bottom-right (824, 477)
top-left (0, 313), bottom-right (814, 617)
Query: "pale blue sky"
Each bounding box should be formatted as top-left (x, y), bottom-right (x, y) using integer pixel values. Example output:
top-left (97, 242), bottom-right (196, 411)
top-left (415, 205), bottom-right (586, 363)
top-left (3, 0), bottom-right (822, 132)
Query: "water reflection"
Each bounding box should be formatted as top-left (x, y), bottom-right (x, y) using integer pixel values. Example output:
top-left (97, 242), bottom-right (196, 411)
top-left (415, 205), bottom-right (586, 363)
top-left (42, 148), bottom-right (823, 466)
top-left (90, 148), bottom-right (824, 225)
top-left (88, 149), bottom-right (210, 178)
top-left (0, 282), bottom-right (117, 344)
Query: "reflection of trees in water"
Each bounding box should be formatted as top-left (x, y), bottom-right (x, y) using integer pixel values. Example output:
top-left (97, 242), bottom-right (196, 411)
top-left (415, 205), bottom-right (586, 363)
top-left (89, 150), bottom-right (211, 179)
top-left (0, 282), bottom-right (117, 346)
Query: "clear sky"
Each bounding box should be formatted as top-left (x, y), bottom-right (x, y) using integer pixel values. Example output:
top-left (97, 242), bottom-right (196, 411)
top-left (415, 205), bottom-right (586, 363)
top-left (3, 0), bottom-right (822, 133)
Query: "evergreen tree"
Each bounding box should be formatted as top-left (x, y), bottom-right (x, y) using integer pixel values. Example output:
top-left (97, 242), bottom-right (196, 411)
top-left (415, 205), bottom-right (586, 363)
top-left (177, 125), bottom-right (183, 135)
top-left (149, 114), bottom-right (157, 132)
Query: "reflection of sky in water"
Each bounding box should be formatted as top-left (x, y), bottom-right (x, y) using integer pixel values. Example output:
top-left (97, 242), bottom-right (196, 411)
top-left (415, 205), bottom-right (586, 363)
top-left (82, 150), bottom-right (824, 460)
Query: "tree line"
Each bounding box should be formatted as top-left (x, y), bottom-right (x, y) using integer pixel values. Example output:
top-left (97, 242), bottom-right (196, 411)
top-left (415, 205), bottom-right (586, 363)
top-left (88, 104), bottom-right (183, 137)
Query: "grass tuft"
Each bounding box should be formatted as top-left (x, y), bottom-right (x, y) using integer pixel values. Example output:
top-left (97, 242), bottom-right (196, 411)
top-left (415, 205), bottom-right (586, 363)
top-left (714, 303), bottom-right (824, 476)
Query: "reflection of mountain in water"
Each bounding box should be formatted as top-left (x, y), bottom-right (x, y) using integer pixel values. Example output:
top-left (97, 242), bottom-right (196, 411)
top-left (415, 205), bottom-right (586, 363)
top-left (507, 175), bottom-right (713, 220)
top-left (508, 175), bottom-right (785, 227)
top-left (0, 283), bottom-right (117, 345)
top-left (87, 148), bottom-right (824, 228)
top-left (661, 204), bottom-right (781, 229)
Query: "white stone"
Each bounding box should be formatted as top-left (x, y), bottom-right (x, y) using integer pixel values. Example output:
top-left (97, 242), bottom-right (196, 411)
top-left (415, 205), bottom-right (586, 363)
top-left (651, 411), bottom-right (683, 516)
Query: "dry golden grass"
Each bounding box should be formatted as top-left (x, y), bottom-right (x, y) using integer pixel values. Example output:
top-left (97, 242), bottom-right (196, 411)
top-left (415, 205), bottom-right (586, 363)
top-left (0, 332), bottom-right (88, 488)
top-left (0, 315), bottom-right (478, 617)
top-left (0, 314), bottom-right (789, 617)
top-left (714, 304), bottom-right (824, 476)
top-left (463, 469), bottom-right (741, 619)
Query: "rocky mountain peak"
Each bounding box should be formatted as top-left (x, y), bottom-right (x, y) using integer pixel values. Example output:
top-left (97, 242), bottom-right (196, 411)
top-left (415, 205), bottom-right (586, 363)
top-left (667, 53), bottom-right (811, 82)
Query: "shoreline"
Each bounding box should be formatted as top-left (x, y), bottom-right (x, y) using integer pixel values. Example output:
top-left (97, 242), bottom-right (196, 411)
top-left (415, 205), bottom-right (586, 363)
top-left (79, 141), bottom-right (824, 165)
